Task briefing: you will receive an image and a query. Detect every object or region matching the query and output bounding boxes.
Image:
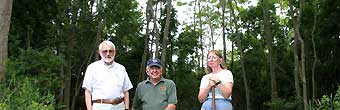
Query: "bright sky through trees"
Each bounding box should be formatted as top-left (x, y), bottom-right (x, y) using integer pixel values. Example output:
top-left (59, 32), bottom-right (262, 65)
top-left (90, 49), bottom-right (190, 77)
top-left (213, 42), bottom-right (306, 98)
top-left (136, 0), bottom-right (258, 52)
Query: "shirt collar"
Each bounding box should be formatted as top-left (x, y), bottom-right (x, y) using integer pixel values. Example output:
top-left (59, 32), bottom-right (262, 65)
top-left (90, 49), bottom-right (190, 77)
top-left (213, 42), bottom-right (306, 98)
top-left (146, 77), bottom-right (165, 84)
top-left (101, 60), bottom-right (115, 68)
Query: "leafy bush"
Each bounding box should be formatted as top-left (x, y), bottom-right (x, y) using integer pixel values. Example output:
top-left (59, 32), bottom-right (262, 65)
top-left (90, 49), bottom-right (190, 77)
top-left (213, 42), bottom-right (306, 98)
top-left (0, 77), bottom-right (55, 110)
top-left (265, 97), bottom-right (303, 110)
top-left (314, 86), bottom-right (340, 110)
top-left (0, 48), bottom-right (65, 110)
top-left (6, 48), bottom-right (64, 95)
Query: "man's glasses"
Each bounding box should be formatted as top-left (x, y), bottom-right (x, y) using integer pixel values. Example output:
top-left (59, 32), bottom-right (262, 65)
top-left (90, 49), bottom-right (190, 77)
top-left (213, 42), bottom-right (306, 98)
top-left (101, 50), bottom-right (114, 53)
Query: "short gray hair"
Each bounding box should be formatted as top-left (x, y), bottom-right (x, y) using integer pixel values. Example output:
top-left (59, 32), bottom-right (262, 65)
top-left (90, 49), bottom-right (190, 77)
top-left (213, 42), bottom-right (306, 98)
top-left (98, 40), bottom-right (115, 50)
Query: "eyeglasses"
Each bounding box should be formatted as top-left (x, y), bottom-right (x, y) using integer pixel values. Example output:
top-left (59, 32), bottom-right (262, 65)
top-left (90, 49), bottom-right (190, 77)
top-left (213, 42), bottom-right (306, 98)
top-left (208, 56), bottom-right (219, 60)
top-left (101, 50), bottom-right (114, 53)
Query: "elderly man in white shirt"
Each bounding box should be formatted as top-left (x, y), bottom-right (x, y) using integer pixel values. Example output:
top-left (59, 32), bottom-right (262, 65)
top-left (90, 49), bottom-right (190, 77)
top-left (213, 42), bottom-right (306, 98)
top-left (82, 40), bottom-right (133, 110)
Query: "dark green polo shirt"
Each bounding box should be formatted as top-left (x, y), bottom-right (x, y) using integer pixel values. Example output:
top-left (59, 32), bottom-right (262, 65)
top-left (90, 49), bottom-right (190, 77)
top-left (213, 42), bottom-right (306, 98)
top-left (132, 77), bottom-right (177, 110)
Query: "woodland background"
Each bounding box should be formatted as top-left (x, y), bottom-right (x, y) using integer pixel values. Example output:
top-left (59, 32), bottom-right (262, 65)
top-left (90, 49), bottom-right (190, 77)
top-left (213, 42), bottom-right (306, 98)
top-left (0, 0), bottom-right (340, 110)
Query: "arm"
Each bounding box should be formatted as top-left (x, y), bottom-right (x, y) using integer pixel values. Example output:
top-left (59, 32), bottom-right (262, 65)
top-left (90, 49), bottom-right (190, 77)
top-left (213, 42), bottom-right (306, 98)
top-left (84, 89), bottom-right (92, 110)
top-left (216, 82), bottom-right (233, 98)
top-left (123, 91), bottom-right (129, 110)
top-left (165, 80), bottom-right (177, 110)
top-left (198, 80), bottom-right (215, 103)
top-left (121, 67), bottom-right (133, 110)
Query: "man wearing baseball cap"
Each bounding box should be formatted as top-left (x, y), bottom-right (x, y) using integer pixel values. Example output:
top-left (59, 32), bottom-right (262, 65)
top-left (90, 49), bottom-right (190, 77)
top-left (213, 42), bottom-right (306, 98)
top-left (132, 58), bottom-right (177, 110)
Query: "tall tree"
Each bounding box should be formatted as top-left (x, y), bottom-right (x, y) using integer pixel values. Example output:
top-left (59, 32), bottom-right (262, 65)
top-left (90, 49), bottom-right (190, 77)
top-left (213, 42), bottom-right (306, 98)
top-left (161, 0), bottom-right (171, 75)
top-left (63, 0), bottom-right (83, 108)
top-left (139, 0), bottom-right (152, 82)
top-left (297, 0), bottom-right (307, 109)
top-left (311, 0), bottom-right (318, 100)
top-left (198, 0), bottom-right (204, 68)
top-left (221, 0), bottom-right (227, 61)
top-left (227, 0), bottom-right (251, 109)
top-left (290, 0), bottom-right (308, 109)
top-left (289, 0), bottom-right (302, 104)
top-left (0, 0), bottom-right (13, 82)
top-left (263, 0), bottom-right (278, 101)
top-left (153, 2), bottom-right (160, 58)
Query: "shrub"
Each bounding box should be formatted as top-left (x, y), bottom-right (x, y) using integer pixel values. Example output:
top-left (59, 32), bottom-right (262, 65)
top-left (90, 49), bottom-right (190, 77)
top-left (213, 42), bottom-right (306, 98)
top-left (0, 77), bottom-right (55, 110)
top-left (313, 86), bottom-right (340, 110)
top-left (0, 48), bottom-right (65, 110)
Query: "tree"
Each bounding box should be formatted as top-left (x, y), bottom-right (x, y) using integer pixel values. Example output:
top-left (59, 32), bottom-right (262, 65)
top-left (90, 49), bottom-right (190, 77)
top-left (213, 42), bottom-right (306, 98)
top-left (139, 0), bottom-right (152, 82)
top-left (227, 0), bottom-right (251, 109)
top-left (290, 0), bottom-right (308, 109)
top-left (263, 0), bottom-right (278, 101)
top-left (221, 0), bottom-right (227, 62)
top-left (0, 0), bottom-right (13, 82)
top-left (310, 0), bottom-right (319, 100)
top-left (173, 27), bottom-right (201, 109)
top-left (161, 0), bottom-right (172, 75)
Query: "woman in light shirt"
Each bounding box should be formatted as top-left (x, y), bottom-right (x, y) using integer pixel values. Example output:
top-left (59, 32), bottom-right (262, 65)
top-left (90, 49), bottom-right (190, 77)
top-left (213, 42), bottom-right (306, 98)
top-left (198, 50), bottom-right (234, 110)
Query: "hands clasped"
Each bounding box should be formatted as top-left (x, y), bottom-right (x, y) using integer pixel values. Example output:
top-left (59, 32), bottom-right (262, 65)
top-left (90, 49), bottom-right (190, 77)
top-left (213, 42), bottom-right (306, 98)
top-left (209, 75), bottom-right (222, 87)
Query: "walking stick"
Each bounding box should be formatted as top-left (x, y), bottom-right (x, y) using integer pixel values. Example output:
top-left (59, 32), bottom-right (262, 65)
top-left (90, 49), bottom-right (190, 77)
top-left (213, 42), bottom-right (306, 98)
top-left (212, 86), bottom-right (216, 110)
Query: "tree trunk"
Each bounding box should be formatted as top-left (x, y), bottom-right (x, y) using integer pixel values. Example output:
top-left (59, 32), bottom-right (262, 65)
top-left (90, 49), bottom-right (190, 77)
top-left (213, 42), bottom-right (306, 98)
top-left (193, 0), bottom-right (197, 30)
top-left (152, 2), bottom-right (160, 58)
top-left (65, 0), bottom-right (81, 109)
top-left (289, 0), bottom-right (302, 102)
top-left (227, 0), bottom-right (251, 109)
top-left (230, 12), bottom-right (234, 70)
top-left (290, 0), bottom-right (307, 109)
top-left (64, 63), bottom-right (72, 110)
top-left (139, 0), bottom-right (152, 82)
top-left (193, 0), bottom-right (201, 68)
top-left (221, 0), bottom-right (227, 62)
top-left (311, 1), bottom-right (318, 100)
top-left (206, 3), bottom-right (215, 50)
top-left (293, 28), bottom-right (302, 100)
top-left (161, 0), bottom-right (171, 75)
top-left (209, 20), bottom-right (215, 50)
top-left (263, 0), bottom-right (278, 101)
top-left (0, 0), bottom-right (13, 82)
top-left (199, 0), bottom-right (204, 68)
top-left (296, 0), bottom-right (307, 109)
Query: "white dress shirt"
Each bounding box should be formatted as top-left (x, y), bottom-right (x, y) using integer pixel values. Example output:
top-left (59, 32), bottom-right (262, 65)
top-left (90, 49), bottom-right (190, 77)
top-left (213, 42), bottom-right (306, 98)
top-left (82, 60), bottom-right (133, 100)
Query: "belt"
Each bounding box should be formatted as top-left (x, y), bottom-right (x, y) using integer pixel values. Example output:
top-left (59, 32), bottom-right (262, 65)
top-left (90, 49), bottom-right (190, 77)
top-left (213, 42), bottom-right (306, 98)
top-left (93, 98), bottom-right (124, 105)
top-left (207, 98), bottom-right (231, 102)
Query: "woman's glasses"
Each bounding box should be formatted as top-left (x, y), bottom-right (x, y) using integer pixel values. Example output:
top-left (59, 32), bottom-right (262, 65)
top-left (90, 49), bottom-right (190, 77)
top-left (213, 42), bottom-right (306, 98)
top-left (208, 56), bottom-right (219, 60)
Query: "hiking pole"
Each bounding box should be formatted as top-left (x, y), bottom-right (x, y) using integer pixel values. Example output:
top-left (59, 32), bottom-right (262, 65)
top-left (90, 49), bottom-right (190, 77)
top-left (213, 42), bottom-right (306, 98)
top-left (212, 86), bottom-right (216, 110)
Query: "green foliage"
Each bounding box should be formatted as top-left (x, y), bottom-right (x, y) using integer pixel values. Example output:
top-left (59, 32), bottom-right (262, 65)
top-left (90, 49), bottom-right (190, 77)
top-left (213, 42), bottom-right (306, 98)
top-left (313, 86), bottom-right (340, 110)
top-left (6, 0), bottom-right (340, 109)
top-left (0, 77), bottom-right (56, 110)
top-left (264, 98), bottom-right (303, 110)
top-left (9, 0), bottom-right (143, 109)
top-left (6, 48), bottom-right (64, 92)
top-left (1, 48), bottom-right (64, 109)
top-left (171, 27), bottom-right (202, 109)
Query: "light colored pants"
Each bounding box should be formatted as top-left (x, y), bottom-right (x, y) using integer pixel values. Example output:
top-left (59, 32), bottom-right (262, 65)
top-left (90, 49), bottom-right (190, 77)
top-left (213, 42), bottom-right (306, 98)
top-left (93, 102), bottom-right (125, 110)
top-left (201, 98), bottom-right (232, 110)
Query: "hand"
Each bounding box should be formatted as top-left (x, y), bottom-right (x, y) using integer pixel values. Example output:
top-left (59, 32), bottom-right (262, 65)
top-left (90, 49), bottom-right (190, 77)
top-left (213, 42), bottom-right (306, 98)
top-left (208, 80), bottom-right (216, 88)
top-left (112, 97), bottom-right (124, 105)
top-left (209, 75), bottom-right (221, 84)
